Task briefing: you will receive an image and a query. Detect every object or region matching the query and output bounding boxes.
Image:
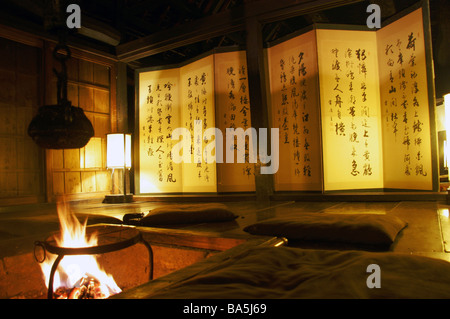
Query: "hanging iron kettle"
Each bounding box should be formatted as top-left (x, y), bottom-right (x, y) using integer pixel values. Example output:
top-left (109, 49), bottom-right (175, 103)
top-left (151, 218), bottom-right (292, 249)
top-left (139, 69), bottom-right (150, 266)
top-left (28, 44), bottom-right (94, 149)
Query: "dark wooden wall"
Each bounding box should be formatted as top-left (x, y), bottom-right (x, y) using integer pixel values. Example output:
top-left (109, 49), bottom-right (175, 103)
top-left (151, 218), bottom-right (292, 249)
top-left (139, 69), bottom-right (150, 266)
top-left (0, 34), bottom-right (45, 205)
top-left (0, 26), bottom-right (118, 205)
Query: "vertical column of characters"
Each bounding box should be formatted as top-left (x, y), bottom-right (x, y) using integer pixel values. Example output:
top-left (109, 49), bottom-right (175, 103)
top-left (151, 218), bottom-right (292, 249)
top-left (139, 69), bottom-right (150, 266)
top-left (268, 30), bottom-right (322, 190)
top-left (215, 51), bottom-right (255, 191)
top-left (406, 32), bottom-right (428, 178)
top-left (152, 82), bottom-right (177, 185)
top-left (278, 57), bottom-right (291, 160)
top-left (384, 32), bottom-right (428, 178)
top-left (154, 83), bottom-right (164, 184)
top-left (346, 47), bottom-right (375, 178)
top-left (298, 52), bottom-right (312, 179)
top-left (185, 72), bottom-right (206, 181)
top-left (279, 54), bottom-right (303, 177)
top-left (139, 69), bottom-right (181, 193)
top-left (378, 8), bottom-right (432, 190)
top-left (237, 65), bottom-right (252, 178)
top-left (225, 63), bottom-right (253, 178)
top-left (181, 56), bottom-right (216, 192)
top-left (161, 81), bottom-right (177, 185)
top-left (318, 29), bottom-right (382, 190)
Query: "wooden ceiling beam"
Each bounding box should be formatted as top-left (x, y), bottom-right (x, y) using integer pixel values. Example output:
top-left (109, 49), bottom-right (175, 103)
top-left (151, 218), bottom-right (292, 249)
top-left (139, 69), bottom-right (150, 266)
top-left (116, 0), bottom-right (363, 62)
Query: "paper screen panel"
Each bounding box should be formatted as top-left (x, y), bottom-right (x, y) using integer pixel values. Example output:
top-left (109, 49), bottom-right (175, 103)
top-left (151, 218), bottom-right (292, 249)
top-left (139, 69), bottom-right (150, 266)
top-left (214, 51), bottom-right (256, 192)
top-left (377, 8), bottom-right (433, 190)
top-left (180, 55), bottom-right (217, 192)
top-left (267, 30), bottom-right (322, 191)
top-left (317, 29), bottom-right (384, 191)
top-left (138, 68), bottom-right (182, 193)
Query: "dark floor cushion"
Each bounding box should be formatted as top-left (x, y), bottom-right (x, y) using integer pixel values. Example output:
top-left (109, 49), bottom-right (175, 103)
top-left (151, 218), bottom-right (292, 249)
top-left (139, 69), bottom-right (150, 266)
top-left (243, 213), bottom-right (407, 246)
top-left (78, 214), bottom-right (123, 225)
top-left (139, 203), bottom-right (238, 226)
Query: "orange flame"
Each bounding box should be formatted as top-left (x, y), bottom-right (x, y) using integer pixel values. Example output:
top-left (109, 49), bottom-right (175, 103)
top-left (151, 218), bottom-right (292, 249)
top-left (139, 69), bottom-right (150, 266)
top-left (39, 202), bottom-right (121, 298)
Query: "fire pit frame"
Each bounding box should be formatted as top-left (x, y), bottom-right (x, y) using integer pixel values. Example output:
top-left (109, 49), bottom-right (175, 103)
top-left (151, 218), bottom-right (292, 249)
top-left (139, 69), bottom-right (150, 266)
top-left (34, 226), bottom-right (153, 299)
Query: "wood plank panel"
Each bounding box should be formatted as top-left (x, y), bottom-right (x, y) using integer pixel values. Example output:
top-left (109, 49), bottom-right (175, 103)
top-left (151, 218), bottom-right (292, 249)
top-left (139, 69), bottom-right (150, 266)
top-left (0, 36), bottom-right (44, 204)
top-left (0, 71), bottom-right (15, 104)
top-left (17, 171), bottom-right (40, 196)
top-left (67, 83), bottom-right (79, 107)
top-left (16, 107), bottom-right (34, 136)
top-left (96, 170), bottom-right (111, 192)
top-left (52, 172), bottom-right (65, 195)
top-left (79, 59), bottom-right (94, 83)
top-left (16, 74), bottom-right (38, 107)
top-left (65, 171), bottom-right (81, 194)
top-left (94, 89), bottom-right (110, 114)
top-left (0, 171), bottom-right (17, 197)
top-left (63, 149), bottom-right (80, 169)
top-left (66, 57), bottom-right (79, 82)
top-left (81, 171), bottom-right (96, 193)
top-left (0, 39), bottom-right (16, 71)
top-left (16, 138), bottom-right (40, 170)
top-left (93, 114), bottom-right (111, 138)
top-left (52, 149), bottom-right (64, 170)
top-left (93, 64), bottom-right (110, 86)
top-left (0, 105), bottom-right (17, 135)
top-left (16, 43), bottom-right (39, 75)
top-left (79, 86), bottom-right (94, 111)
top-left (83, 137), bottom-right (102, 168)
top-left (0, 137), bottom-right (17, 170)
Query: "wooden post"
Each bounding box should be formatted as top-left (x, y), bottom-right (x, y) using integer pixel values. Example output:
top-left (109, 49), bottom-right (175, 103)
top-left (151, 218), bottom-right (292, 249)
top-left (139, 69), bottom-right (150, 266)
top-left (245, 17), bottom-right (274, 201)
top-left (116, 62), bottom-right (128, 198)
top-left (116, 61), bottom-right (128, 133)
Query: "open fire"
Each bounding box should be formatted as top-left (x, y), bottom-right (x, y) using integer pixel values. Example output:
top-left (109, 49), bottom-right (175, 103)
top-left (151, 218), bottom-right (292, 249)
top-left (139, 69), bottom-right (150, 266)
top-left (38, 202), bottom-right (122, 299)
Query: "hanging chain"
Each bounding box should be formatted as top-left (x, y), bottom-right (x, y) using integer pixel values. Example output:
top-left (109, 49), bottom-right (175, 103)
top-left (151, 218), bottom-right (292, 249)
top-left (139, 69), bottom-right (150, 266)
top-left (53, 43), bottom-right (71, 106)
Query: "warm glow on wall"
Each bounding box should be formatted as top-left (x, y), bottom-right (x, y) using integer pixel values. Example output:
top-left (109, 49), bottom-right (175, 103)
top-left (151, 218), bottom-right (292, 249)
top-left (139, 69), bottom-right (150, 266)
top-left (106, 133), bottom-right (131, 169)
top-left (80, 137), bottom-right (102, 169)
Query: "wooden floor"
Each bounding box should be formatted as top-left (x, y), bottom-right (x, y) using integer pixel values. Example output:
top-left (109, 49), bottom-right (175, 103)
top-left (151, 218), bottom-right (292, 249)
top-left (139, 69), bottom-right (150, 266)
top-left (1, 197), bottom-right (450, 261)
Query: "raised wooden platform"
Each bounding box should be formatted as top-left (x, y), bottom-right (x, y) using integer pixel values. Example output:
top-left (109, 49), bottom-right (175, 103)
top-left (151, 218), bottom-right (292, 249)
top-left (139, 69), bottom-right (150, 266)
top-left (133, 191), bottom-right (448, 203)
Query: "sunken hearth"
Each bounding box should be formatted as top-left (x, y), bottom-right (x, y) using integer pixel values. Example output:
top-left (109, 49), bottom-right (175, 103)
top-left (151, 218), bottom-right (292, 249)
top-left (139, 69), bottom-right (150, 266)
top-left (0, 223), bottom-right (247, 299)
top-left (34, 225), bottom-right (153, 299)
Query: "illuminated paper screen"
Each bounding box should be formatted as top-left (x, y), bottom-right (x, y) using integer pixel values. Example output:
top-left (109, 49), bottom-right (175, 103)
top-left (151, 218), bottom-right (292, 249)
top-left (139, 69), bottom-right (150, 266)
top-left (138, 68), bottom-right (182, 193)
top-left (137, 7), bottom-right (434, 194)
top-left (214, 51), bottom-right (256, 192)
top-left (377, 8), bottom-right (433, 190)
top-left (179, 55), bottom-right (217, 192)
top-left (267, 30), bottom-right (323, 191)
top-left (317, 29), bottom-right (384, 191)
top-left (267, 8), bottom-right (434, 191)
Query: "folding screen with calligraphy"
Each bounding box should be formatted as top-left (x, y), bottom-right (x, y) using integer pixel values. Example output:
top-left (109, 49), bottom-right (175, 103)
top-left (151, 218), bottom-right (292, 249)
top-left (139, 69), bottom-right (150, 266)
top-left (267, 6), bottom-right (437, 192)
top-left (179, 55), bottom-right (217, 192)
top-left (267, 29), bottom-right (323, 191)
top-left (214, 51), bottom-right (255, 192)
top-left (137, 50), bottom-right (253, 194)
top-left (138, 67), bottom-right (182, 193)
top-left (317, 29), bottom-right (384, 191)
top-left (377, 8), bottom-right (434, 190)
top-left (138, 57), bottom-right (216, 193)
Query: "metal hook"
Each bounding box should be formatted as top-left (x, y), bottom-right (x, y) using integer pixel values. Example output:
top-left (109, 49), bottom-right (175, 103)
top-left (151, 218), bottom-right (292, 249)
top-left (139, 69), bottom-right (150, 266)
top-left (52, 44), bottom-right (71, 106)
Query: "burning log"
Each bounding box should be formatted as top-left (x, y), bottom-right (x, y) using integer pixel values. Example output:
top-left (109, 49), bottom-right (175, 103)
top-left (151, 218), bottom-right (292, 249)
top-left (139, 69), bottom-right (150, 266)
top-left (35, 203), bottom-right (152, 299)
top-left (53, 276), bottom-right (107, 299)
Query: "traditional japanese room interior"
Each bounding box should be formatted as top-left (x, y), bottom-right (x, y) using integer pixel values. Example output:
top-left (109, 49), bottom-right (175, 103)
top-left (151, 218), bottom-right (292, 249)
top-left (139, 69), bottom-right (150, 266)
top-left (1, 0), bottom-right (450, 300)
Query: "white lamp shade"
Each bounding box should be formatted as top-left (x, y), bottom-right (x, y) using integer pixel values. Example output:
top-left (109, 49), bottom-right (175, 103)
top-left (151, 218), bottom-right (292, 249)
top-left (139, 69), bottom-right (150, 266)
top-left (107, 133), bottom-right (132, 168)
